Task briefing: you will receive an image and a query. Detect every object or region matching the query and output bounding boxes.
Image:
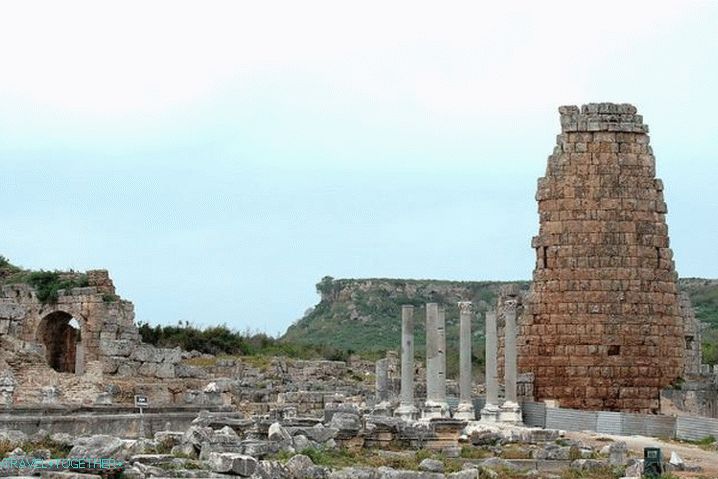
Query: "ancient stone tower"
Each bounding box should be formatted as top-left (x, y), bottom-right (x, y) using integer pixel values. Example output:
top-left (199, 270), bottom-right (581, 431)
top-left (521, 103), bottom-right (684, 413)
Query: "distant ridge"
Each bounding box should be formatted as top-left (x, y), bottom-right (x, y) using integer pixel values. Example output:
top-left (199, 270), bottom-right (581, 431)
top-left (283, 276), bottom-right (718, 365)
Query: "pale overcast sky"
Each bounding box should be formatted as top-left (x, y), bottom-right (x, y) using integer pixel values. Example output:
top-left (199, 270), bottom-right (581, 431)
top-left (1, 1), bottom-right (716, 334)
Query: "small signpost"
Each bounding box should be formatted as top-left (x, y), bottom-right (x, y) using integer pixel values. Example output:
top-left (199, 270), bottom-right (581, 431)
top-left (643, 447), bottom-right (663, 478)
top-left (134, 395), bottom-right (149, 438)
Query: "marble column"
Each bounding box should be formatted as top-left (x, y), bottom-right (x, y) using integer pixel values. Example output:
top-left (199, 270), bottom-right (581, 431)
top-left (395, 305), bottom-right (419, 419)
top-left (455, 301), bottom-right (475, 420)
top-left (375, 358), bottom-right (390, 403)
top-left (499, 301), bottom-right (522, 424)
top-left (423, 302), bottom-right (448, 418)
top-left (480, 310), bottom-right (500, 421)
top-left (372, 357), bottom-right (392, 415)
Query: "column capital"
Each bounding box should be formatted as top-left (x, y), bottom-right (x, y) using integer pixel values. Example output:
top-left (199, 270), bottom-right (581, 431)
top-left (457, 301), bottom-right (473, 315)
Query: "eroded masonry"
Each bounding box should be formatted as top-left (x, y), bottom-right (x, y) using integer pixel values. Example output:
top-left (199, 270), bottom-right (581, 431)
top-left (520, 103), bottom-right (695, 412)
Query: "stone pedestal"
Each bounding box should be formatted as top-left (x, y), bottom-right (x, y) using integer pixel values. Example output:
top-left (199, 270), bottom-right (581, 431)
top-left (480, 310), bottom-right (500, 422)
top-left (498, 401), bottom-right (522, 424)
top-left (455, 301), bottom-right (475, 421)
top-left (395, 305), bottom-right (419, 420)
top-left (499, 301), bottom-right (522, 424)
top-left (423, 303), bottom-right (448, 419)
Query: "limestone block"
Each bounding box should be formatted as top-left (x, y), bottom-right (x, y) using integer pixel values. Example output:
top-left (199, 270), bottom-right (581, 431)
top-left (419, 458), bottom-right (444, 472)
top-left (130, 344), bottom-right (157, 362)
top-left (238, 439), bottom-right (279, 458)
top-left (94, 392), bottom-right (112, 405)
top-left (286, 454), bottom-right (330, 478)
top-left (159, 347), bottom-right (182, 364)
top-left (138, 362), bottom-right (158, 377)
top-left (117, 361), bottom-right (140, 376)
top-left (182, 425), bottom-right (214, 450)
top-left (302, 424), bottom-right (339, 443)
top-left (69, 435), bottom-right (125, 460)
top-left (266, 422), bottom-right (291, 443)
top-left (175, 363), bottom-right (208, 379)
top-left (292, 434), bottom-right (311, 452)
top-left (328, 412), bottom-right (361, 433)
top-left (252, 460), bottom-right (289, 478)
top-left (100, 339), bottom-right (133, 357)
top-left (0, 303), bottom-right (25, 320)
top-left (155, 362), bottom-right (176, 379)
top-left (206, 452), bottom-right (257, 476)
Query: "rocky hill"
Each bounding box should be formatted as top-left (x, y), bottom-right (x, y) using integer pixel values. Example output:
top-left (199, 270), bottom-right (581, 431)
top-left (283, 276), bottom-right (718, 365)
top-left (283, 277), bottom-right (531, 364)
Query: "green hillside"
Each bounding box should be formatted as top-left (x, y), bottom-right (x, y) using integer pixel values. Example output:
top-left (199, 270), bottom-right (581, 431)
top-left (284, 276), bottom-right (718, 366)
top-left (283, 277), bottom-right (529, 376)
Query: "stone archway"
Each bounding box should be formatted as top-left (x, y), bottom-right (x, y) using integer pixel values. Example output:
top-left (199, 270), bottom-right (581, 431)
top-left (36, 311), bottom-right (83, 373)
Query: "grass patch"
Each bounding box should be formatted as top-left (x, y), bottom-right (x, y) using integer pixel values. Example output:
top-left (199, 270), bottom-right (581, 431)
top-left (459, 445), bottom-right (492, 459)
top-left (269, 446), bottom-right (470, 473)
top-left (691, 435), bottom-right (716, 446)
top-left (0, 436), bottom-right (73, 458)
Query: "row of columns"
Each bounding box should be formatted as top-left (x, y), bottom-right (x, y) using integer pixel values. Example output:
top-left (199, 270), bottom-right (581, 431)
top-left (394, 302), bottom-right (521, 423)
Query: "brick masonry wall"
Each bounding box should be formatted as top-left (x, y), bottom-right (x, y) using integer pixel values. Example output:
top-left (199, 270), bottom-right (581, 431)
top-left (520, 103), bottom-right (685, 413)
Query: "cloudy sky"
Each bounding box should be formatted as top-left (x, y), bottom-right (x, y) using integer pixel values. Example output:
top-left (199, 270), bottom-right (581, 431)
top-left (1, 1), bottom-right (716, 334)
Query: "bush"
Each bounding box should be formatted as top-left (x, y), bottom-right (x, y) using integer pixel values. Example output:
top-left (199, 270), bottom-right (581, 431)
top-left (26, 271), bottom-right (88, 304)
top-left (137, 320), bottom-right (353, 361)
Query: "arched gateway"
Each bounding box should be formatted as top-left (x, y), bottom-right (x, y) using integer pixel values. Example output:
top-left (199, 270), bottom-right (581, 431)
top-left (36, 311), bottom-right (84, 374)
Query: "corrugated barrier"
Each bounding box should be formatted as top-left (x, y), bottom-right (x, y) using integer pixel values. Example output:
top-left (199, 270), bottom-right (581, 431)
top-left (466, 397), bottom-right (718, 443)
top-left (676, 416), bottom-right (718, 442)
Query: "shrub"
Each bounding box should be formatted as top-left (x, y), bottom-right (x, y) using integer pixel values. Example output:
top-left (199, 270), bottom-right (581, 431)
top-left (26, 271), bottom-right (89, 304)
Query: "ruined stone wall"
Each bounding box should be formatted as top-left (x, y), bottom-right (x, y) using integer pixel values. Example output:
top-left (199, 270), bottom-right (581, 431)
top-left (680, 292), bottom-right (703, 376)
top-left (0, 270), bottom-right (140, 365)
top-left (0, 270), bottom-right (198, 405)
top-left (520, 103), bottom-right (685, 413)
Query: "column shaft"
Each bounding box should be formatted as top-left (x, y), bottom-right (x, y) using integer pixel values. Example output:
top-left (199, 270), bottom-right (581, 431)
top-left (396, 305), bottom-right (418, 419)
top-left (424, 302), bottom-right (448, 418)
top-left (485, 311), bottom-right (499, 406)
top-left (504, 304), bottom-right (517, 403)
top-left (456, 301), bottom-right (475, 420)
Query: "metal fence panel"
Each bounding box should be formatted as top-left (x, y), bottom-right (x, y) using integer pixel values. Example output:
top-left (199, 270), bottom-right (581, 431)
top-left (596, 411), bottom-right (622, 435)
top-left (644, 415), bottom-right (676, 439)
top-left (546, 407), bottom-right (598, 432)
top-left (522, 401), bottom-right (546, 428)
top-left (676, 416), bottom-right (718, 442)
top-left (621, 413), bottom-right (647, 436)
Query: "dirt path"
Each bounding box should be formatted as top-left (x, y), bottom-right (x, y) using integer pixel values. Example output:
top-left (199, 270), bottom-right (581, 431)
top-left (566, 430), bottom-right (718, 478)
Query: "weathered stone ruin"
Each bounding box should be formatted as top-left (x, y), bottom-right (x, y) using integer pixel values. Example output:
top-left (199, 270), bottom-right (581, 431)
top-left (0, 270), bottom-right (200, 405)
top-left (0, 103), bottom-right (715, 478)
top-left (520, 103), bottom-right (691, 412)
top-left (0, 269), bottom-right (381, 411)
